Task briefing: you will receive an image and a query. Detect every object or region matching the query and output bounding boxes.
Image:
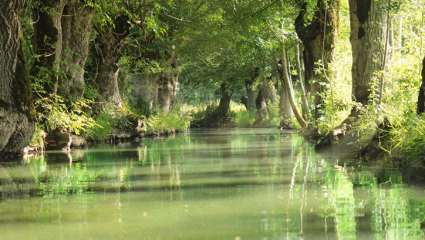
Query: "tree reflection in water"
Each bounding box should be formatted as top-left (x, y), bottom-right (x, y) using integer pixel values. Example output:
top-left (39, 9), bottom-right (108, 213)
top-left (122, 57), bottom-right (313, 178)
top-left (0, 129), bottom-right (423, 239)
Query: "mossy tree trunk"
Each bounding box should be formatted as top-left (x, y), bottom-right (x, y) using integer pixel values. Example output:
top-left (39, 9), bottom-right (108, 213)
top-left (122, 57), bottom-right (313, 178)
top-left (255, 78), bottom-right (276, 126)
top-left (33, 0), bottom-right (94, 102)
top-left (59, 0), bottom-right (94, 101)
top-left (417, 57), bottom-right (425, 114)
top-left (216, 82), bottom-right (232, 118)
top-left (280, 88), bottom-right (293, 129)
top-left (32, 0), bottom-right (66, 94)
top-left (244, 68), bottom-right (260, 113)
top-left (157, 46), bottom-right (179, 113)
top-left (278, 48), bottom-right (307, 128)
top-left (0, 0), bottom-right (34, 157)
top-left (255, 84), bottom-right (268, 125)
top-left (279, 75), bottom-right (294, 129)
top-left (349, 0), bottom-right (388, 106)
top-left (94, 15), bottom-right (131, 110)
top-left (296, 43), bottom-right (310, 120)
top-left (295, 0), bottom-right (340, 119)
top-left (245, 86), bottom-right (258, 113)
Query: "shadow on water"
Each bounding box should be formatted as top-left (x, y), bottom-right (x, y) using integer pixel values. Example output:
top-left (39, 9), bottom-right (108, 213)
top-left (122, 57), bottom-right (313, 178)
top-left (0, 128), bottom-right (423, 239)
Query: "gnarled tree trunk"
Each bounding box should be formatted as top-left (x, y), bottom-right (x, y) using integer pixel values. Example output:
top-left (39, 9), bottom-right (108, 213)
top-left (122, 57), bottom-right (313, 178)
top-left (94, 15), bottom-right (130, 110)
top-left (59, 0), bottom-right (94, 101)
top-left (417, 57), bottom-right (425, 114)
top-left (296, 43), bottom-right (310, 120)
top-left (295, 0), bottom-right (340, 118)
top-left (244, 68), bottom-right (260, 113)
top-left (349, 0), bottom-right (387, 106)
top-left (216, 82), bottom-right (232, 118)
top-left (278, 48), bottom-right (307, 128)
top-left (255, 84), bottom-right (268, 125)
top-left (32, 0), bottom-right (65, 94)
top-left (255, 78), bottom-right (276, 125)
top-left (157, 46), bottom-right (179, 113)
top-left (279, 78), bottom-right (294, 129)
top-left (0, 0), bottom-right (34, 158)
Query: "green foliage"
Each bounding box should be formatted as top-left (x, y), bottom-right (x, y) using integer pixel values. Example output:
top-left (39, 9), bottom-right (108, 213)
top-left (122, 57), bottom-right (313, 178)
top-left (146, 112), bottom-right (191, 135)
top-left (34, 95), bottom-right (96, 136)
top-left (87, 111), bottom-right (114, 141)
top-left (29, 125), bottom-right (46, 149)
top-left (387, 112), bottom-right (425, 161)
top-left (38, 163), bottom-right (100, 196)
top-left (265, 102), bottom-right (281, 127)
top-left (235, 111), bottom-right (256, 127)
top-left (87, 107), bottom-right (139, 141)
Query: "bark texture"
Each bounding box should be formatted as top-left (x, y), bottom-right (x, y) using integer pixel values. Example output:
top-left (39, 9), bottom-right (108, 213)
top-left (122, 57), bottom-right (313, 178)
top-left (32, 0), bottom-right (65, 93)
top-left (94, 15), bottom-right (131, 109)
top-left (349, 0), bottom-right (387, 105)
top-left (279, 77), bottom-right (293, 129)
top-left (0, 0), bottom-right (34, 157)
top-left (255, 83), bottom-right (269, 125)
top-left (32, 0), bottom-right (94, 101)
top-left (130, 73), bottom-right (159, 114)
top-left (255, 78), bottom-right (276, 125)
top-left (417, 57), bottom-right (425, 114)
top-left (216, 82), bottom-right (232, 118)
top-left (278, 49), bottom-right (307, 128)
top-left (59, 0), bottom-right (94, 101)
top-left (244, 68), bottom-right (260, 113)
top-left (157, 46), bottom-right (179, 113)
top-left (295, 0), bottom-right (340, 117)
top-left (296, 43), bottom-right (310, 120)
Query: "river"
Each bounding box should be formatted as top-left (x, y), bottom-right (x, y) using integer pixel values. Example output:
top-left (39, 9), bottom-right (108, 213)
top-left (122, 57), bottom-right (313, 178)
top-left (0, 129), bottom-right (423, 239)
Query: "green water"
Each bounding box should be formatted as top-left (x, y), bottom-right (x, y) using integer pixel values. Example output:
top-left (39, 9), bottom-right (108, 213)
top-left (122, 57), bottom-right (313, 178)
top-left (0, 129), bottom-right (424, 240)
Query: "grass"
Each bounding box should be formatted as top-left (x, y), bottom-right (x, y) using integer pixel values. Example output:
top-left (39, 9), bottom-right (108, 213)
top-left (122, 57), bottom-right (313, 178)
top-left (146, 112), bottom-right (191, 135)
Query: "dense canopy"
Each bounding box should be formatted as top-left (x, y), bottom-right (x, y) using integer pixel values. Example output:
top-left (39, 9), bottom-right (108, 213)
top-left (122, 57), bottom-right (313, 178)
top-left (0, 0), bottom-right (424, 164)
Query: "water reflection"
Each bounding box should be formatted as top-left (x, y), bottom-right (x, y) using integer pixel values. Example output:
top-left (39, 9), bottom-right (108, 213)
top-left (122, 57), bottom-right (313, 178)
top-left (0, 128), bottom-right (423, 240)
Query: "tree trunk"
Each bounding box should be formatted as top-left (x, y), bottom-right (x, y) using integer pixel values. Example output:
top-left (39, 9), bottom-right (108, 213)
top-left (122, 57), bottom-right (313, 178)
top-left (296, 43), bottom-right (310, 120)
top-left (32, 0), bottom-right (65, 94)
top-left (215, 82), bottom-right (232, 118)
top-left (295, 0), bottom-right (340, 118)
top-left (0, 0), bottom-right (34, 157)
top-left (245, 86), bottom-right (257, 113)
top-left (94, 15), bottom-right (130, 110)
top-left (255, 83), bottom-right (269, 125)
top-left (279, 48), bottom-right (307, 128)
top-left (244, 68), bottom-right (260, 113)
top-left (417, 57), bottom-right (425, 114)
top-left (279, 79), bottom-right (293, 129)
top-left (349, 0), bottom-right (388, 106)
top-left (157, 46), bottom-right (179, 113)
top-left (59, 0), bottom-right (94, 101)
top-left (377, 1), bottom-right (392, 107)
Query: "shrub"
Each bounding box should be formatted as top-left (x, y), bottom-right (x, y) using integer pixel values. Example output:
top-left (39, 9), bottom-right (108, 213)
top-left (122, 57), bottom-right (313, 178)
top-left (34, 94), bottom-right (96, 136)
top-left (146, 112), bottom-right (191, 135)
top-left (235, 111), bottom-right (256, 127)
top-left (87, 106), bottom-right (140, 141)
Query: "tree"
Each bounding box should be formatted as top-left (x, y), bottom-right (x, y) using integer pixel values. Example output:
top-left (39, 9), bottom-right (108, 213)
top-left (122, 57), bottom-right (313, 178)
top-left (417, 57), bottom-right (425, 114)
top-left (0, 0), bottom-right (34, 157)
top-left (157, 45), bottom-right (179, 113)
top-left (348, 0), bottom-right (388, 107)
top-left (60, 0), bottom-right (95, 101)
top-left (32, 0), bottom-right (65, 94)
top-left (278, 47), bottom-right (307, 128)
top-left (295, 0), bottom-right (340, 118)
top-left (243, 68), bottom-right (260, 113)
top-left (32, 0), bottom-right (95, 101)
top-left (94, 15), bottom-right (131, 109)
